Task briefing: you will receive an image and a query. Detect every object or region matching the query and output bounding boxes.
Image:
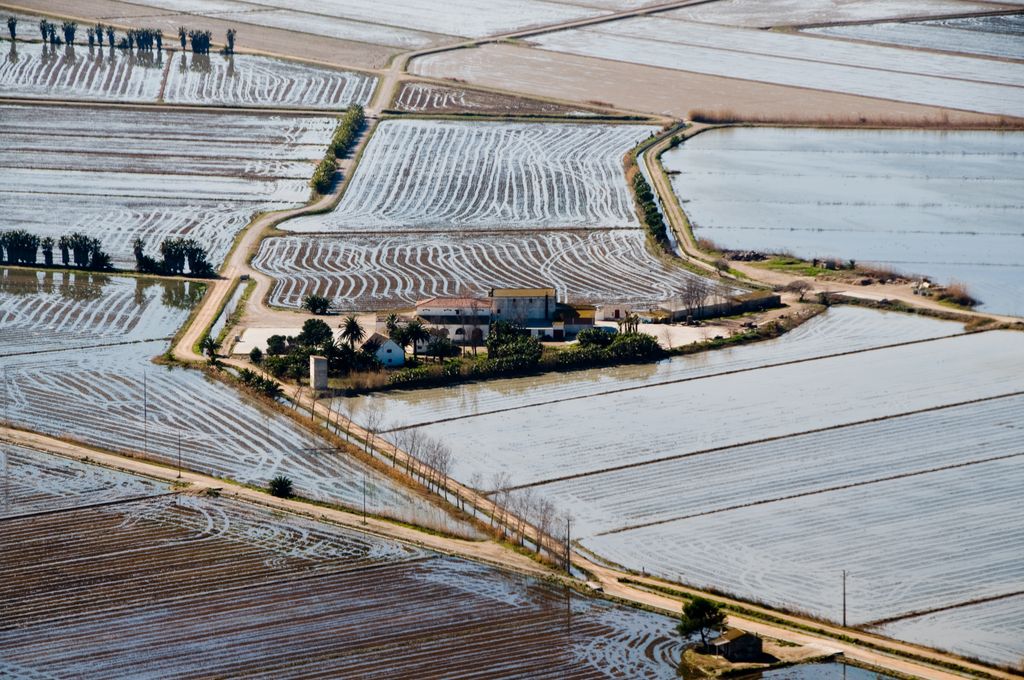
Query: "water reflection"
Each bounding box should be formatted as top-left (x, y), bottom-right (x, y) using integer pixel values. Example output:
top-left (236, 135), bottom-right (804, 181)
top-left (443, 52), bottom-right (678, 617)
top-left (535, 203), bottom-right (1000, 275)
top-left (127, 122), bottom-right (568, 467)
top-left (0, 267), bottom-right (205, 308)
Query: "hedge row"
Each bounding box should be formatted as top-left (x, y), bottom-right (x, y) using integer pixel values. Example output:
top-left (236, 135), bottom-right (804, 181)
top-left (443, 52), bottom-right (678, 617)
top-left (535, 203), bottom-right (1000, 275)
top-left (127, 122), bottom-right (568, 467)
top-left (633, 171), bottom-right (668, 243)
top-left (309, 105), bottom-right (365, 195)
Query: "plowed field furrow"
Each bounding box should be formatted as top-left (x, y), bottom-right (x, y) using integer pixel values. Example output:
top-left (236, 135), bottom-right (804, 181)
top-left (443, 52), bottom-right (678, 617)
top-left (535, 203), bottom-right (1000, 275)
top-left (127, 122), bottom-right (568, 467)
top-left (0, 103), bottom-right (332, 268)
top-left (0, 444), bottom-right (169, 518)
top-left (1, 486), bottom-right (679, 679)
top-left (162, 52), bottom-right (375, 109)
top-left (2, 342), bottom-right (471, 535)
top-left (255, 231), bottom-right (732, 310)
top-left (281, 120), bottom-right (657, 233)
top-left (0, 43), bottom-right (162, 101)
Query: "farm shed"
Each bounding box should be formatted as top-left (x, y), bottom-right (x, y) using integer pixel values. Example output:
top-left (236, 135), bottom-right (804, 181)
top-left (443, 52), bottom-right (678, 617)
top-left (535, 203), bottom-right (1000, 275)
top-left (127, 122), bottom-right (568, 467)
top-left (708, 628), bottom-right (762, 662)
top-left (490, 287), bottom-right (557, 324)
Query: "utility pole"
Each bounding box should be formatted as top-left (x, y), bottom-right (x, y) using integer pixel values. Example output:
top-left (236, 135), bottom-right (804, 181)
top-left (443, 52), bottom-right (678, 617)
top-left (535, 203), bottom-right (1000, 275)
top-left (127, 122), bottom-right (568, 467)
top-left (362, 474), bottom-right (367, 525)
top-left (842, 569), bottom-right (847, 627)
top-left (142, 371), bottom-right (148, 456)
top-left (176, 429), bottom-right (182, 479)
top-left (3, 365), bottom-right (8, 425)
top-left (565, 517), bottom-right (572, 576)
top-left (2, 445), bottom-right (8, 515)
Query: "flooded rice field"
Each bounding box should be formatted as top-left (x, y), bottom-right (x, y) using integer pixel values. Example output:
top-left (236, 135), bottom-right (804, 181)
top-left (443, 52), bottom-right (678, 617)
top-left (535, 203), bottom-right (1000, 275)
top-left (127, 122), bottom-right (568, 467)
top-left (1, 468), bottom-right (683, 679)
top-left (531, 17), bottom-right (1024, 117)
top-left (733, 662), bottom-right (898, 680)
top-left (255, 230), bottom-right (732, 311)
top-left (359, 308), bottom-right (1023, 660)
top-left (344, 307), bottom-right (963, 431)
top-left (0, 103), bottom-right (332, 268)
top-left (665, 127), bottom-right (1024, 315)
top-left (586, 455), bottom-right (1023, 627)
top-left (875, 594), bottom-right (1024, 668)
top-left (806, 14), bottom-right (1024, 61)
top-left (0, 268), bottom-right (202, 355)
top-left (0, 443), bottom-right (170, 518)
top-left (0, 41), bottom-right (375, 108)
top-left (0, 270), bottom-right (471, 535)
top-left (280, 120), bottom-right (658, 232)
top-left (406, 331), bottom-right (1024, 486)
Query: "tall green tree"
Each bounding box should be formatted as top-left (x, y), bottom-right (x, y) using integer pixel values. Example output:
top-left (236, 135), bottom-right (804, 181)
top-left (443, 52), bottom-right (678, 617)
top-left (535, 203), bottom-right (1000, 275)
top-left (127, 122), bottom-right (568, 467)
top-left (296, 318), bottom-right (333, 347)
top-left (677, 597), bottom-right (726, 647)
top-left (405, 319), bottom-right (429, 359)
top-left (339, 315), bottom-right (365, 351)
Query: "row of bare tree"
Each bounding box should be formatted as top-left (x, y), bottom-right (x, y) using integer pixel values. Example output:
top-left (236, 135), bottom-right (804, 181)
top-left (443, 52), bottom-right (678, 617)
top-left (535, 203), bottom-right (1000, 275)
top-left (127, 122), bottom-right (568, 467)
top-left (316, 397), bottom-right (571, 567)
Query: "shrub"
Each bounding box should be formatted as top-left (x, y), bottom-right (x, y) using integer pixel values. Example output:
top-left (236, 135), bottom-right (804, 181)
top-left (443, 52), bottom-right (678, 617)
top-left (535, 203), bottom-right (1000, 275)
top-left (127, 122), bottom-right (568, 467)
top-left (937, 280), bottom-right (978, 308)
top-left (302, 293), bottom-right (331, 315)
top-left (269, 475), bottom-right (293, 498)
top-left (248, 347), bottom-right (263, 364)
top-left (608, 332), bottom-right (664, 360)
top-left (576, 327), bottom-right (615, 348)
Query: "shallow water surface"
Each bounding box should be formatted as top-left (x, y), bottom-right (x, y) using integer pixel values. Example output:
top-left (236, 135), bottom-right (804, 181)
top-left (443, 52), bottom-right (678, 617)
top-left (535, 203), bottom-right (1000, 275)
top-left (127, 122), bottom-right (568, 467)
top-left (665, 127), bottom-right (1024, 315)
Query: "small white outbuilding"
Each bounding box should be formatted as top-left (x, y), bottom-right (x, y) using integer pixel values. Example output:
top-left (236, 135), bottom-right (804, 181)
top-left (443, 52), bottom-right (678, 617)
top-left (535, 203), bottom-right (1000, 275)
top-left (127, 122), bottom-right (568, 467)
top-left (362, 333), bottom-right (405, 367)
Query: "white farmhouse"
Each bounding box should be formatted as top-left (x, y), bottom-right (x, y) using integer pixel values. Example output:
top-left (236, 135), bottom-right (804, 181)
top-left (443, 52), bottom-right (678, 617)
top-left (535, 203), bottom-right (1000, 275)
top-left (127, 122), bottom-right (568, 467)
top-left (361, 333), bottom-right (405, 367)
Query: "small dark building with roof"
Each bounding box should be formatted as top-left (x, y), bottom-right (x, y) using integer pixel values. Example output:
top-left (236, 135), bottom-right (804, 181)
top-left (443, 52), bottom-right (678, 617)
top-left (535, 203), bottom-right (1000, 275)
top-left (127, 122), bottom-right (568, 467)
top-left (708, 628), bottom-right (762, 662)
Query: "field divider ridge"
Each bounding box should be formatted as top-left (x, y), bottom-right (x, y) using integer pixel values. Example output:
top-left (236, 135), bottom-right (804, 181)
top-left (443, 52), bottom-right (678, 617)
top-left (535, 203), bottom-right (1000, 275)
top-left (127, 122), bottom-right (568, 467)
top-left (594, 450), bottom-right (1024, 536)
top-left (863, 590), bottom-right (1024, 629)
top-left (0, 337), bottom-right (174, 359)
top-left (499, 390), bottom-right (1024, 492)
top-left (0, 491), bottom-right (180, 523)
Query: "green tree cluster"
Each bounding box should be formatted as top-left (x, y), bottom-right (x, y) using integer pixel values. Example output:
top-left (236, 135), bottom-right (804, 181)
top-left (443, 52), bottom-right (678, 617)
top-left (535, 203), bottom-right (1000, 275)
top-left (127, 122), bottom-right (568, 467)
top-left (262, 317), bottom-right (381, 381)
top-left (133, 237), bottom-right (215, 277)
top-left (677, 597), bottom-right (726, 647)
top-left (310, 106), bottom-right (365, 194)
top-left (238, 368), bottom-right (284, 399)
top-left (1, 230), bottom-right (111, 270)
top-left (633, 171), bottom-right (668, 244)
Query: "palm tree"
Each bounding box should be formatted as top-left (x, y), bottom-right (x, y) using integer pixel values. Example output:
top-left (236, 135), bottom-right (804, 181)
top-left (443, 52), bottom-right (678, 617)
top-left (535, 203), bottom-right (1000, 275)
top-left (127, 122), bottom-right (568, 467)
top-left (339, 315), bottom-right (365, 351)
top-left (200, 335), bottom-right (221, 361)
top-left (406, 319), bottom-right (429, 360)
top-left (40, 237), bottom-right (54, 266)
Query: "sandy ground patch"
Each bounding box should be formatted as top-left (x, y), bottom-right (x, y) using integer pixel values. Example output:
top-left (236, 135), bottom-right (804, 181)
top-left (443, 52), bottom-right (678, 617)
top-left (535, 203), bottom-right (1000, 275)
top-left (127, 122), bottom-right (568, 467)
top-left (411, 43), bottom-right (1007, 123)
